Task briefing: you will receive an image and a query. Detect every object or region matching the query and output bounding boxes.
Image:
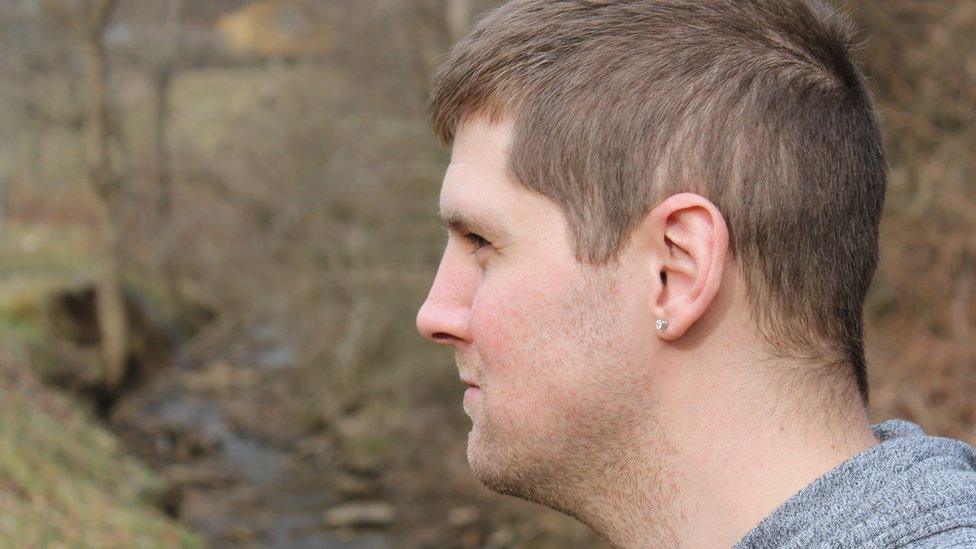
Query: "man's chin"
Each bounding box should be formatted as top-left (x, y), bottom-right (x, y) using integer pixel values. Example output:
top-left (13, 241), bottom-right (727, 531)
top-left (466, 427), bottom-right (502, 487)
top-left (468, 427), bottom-right (524, 491)
top-left (465, 425), bottom-right (484, 472)
top-left (467, 432), bottom-right (571, 513)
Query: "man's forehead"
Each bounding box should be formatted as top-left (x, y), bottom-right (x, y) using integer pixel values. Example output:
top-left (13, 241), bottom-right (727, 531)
top-left (438, 184), bottom-right (513, 237)
top-left (439, 206), bottom-right (506, 236)
top-left (452, 116), bottom-right (511, 162)
top-left (439, 152), bottom-right (516, 236)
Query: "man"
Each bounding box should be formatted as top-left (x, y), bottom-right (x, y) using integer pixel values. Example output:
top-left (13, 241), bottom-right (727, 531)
top-left (415, 0), bottom-right (976, 547)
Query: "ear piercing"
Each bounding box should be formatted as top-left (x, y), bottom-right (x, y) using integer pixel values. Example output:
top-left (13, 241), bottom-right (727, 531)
top-left (655, 319), bottom-right (669, 331)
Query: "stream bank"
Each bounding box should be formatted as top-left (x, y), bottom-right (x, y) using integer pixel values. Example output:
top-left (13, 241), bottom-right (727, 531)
top-left (39, 283), bottom-right (397, 546)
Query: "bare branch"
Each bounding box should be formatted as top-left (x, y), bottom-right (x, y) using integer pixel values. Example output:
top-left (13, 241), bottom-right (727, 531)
top-left (88, 0), bottom-right (119, 34)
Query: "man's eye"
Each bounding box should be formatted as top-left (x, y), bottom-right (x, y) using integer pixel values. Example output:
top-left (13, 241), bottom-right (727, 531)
top-left (462, 232), bottom-right (489, 253)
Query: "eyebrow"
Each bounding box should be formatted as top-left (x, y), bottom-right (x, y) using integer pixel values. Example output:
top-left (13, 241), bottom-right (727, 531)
top-left (439, 208), bottom-right (510, 238)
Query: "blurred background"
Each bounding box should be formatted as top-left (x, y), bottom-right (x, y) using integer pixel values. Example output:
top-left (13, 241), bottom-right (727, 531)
top-left (0, 0), bottom-right (971, 546)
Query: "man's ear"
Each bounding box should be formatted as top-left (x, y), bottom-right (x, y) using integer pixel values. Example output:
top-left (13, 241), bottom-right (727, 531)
top-left (639, 192), bottom-right (729, 340)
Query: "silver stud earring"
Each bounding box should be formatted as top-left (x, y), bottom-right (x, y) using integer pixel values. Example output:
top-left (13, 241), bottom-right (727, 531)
top-left (655, 319), bottom-right (669, 331)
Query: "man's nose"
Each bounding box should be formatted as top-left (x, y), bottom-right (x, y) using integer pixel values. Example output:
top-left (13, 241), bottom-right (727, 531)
top-left (416, 253), bottom-right (473, 345)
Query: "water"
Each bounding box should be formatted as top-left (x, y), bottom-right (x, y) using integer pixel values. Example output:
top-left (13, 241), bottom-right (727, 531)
top-left (111, 374), bottom-right (393, 548)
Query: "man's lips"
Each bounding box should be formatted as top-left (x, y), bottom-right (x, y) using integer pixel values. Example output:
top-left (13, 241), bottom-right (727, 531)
top-left (461, 377), bottom-right (479, 388)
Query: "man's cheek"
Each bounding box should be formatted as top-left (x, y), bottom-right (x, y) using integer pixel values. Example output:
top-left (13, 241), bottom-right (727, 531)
top-left (470, 309), bottom-right (512, 359)
top-left (470, 284), bottom-right (535, 360)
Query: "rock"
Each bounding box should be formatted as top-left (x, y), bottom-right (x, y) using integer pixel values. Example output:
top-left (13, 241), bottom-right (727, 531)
top-left (335, 415), bottom-right (388, 476)
top-left (164, 464), bottom-right (235, 490)
top-left (331, 470), bottom-right (380, 499)
top-left (486, 526), bottom-right (517, 548)
top-left (462, 528), bottom-right (485, 548)
top-left (294, 433), bottom-right (338, 465)
top-left (323, 501), bottom-right (395, 529)
top-left (170, 424), bottom-right (223, 461)
top-left (448, 505), bottom-right (480, 527)
top-left (220, 523), bottom-right (257, 544)
top-left (183, 359), bottom-right (256, 395)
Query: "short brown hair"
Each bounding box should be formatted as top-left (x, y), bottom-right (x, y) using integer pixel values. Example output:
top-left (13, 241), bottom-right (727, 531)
top-left (428, 0), bottom-right (887, 407)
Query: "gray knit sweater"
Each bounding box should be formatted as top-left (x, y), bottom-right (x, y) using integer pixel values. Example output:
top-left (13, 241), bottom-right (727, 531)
top-left (733, 418), bottom-right (976, 548)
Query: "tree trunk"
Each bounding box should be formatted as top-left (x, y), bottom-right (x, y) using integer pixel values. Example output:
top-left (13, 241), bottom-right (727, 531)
top-left (445, 0), bottom-right (473, 43)
top-left (149, 65), bottom-right (186, 314)
top-left (150, 0), bottom-right (187, 315)
top-left (152, 66), bottom-right (174, 224)
top-left (94, 199), bottom-right (129, 389)
top-left (77, 0), bottom-right (130, 389)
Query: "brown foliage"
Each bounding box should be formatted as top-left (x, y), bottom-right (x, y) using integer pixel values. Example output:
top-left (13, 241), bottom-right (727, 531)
top-left (846, 0), bottom-right (976, 443)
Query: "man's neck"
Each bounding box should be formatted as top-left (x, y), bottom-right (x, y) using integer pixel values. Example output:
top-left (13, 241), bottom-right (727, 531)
top-left (666, 393), bottom-right (879, 547)
top-left (578, 360), bottom-right (880, 548)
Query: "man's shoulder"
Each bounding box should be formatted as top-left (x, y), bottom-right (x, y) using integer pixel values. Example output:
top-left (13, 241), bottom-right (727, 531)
top-left (734, 419), bottom-right (976, 549)
top-left (840, 422), bottom-right (976, 548)
top-left (899, 526), bottom-right (976, 549)
top-left (837, 465), bottom-right (976, 549)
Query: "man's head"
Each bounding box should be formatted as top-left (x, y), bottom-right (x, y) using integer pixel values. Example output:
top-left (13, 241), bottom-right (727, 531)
top-left (416, 0), bottom-right (886, 531)
top-left (417, 115), bottom-right (724, 511)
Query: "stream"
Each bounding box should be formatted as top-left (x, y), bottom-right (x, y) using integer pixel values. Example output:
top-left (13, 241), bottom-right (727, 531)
top-left (110, 368), bottom-right (394, 548)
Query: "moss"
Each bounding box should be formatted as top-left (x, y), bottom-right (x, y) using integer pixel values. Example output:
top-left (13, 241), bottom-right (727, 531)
top-left (0, 360), bottom-right (200, 547)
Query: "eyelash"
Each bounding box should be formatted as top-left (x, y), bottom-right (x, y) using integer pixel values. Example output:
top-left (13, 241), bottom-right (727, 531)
top-left (462, 232), bottom-right (489, 253)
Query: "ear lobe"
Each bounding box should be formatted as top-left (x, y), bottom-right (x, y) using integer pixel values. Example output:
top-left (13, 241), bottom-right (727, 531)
top-left (649, 193), bottom-right (729, 340)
